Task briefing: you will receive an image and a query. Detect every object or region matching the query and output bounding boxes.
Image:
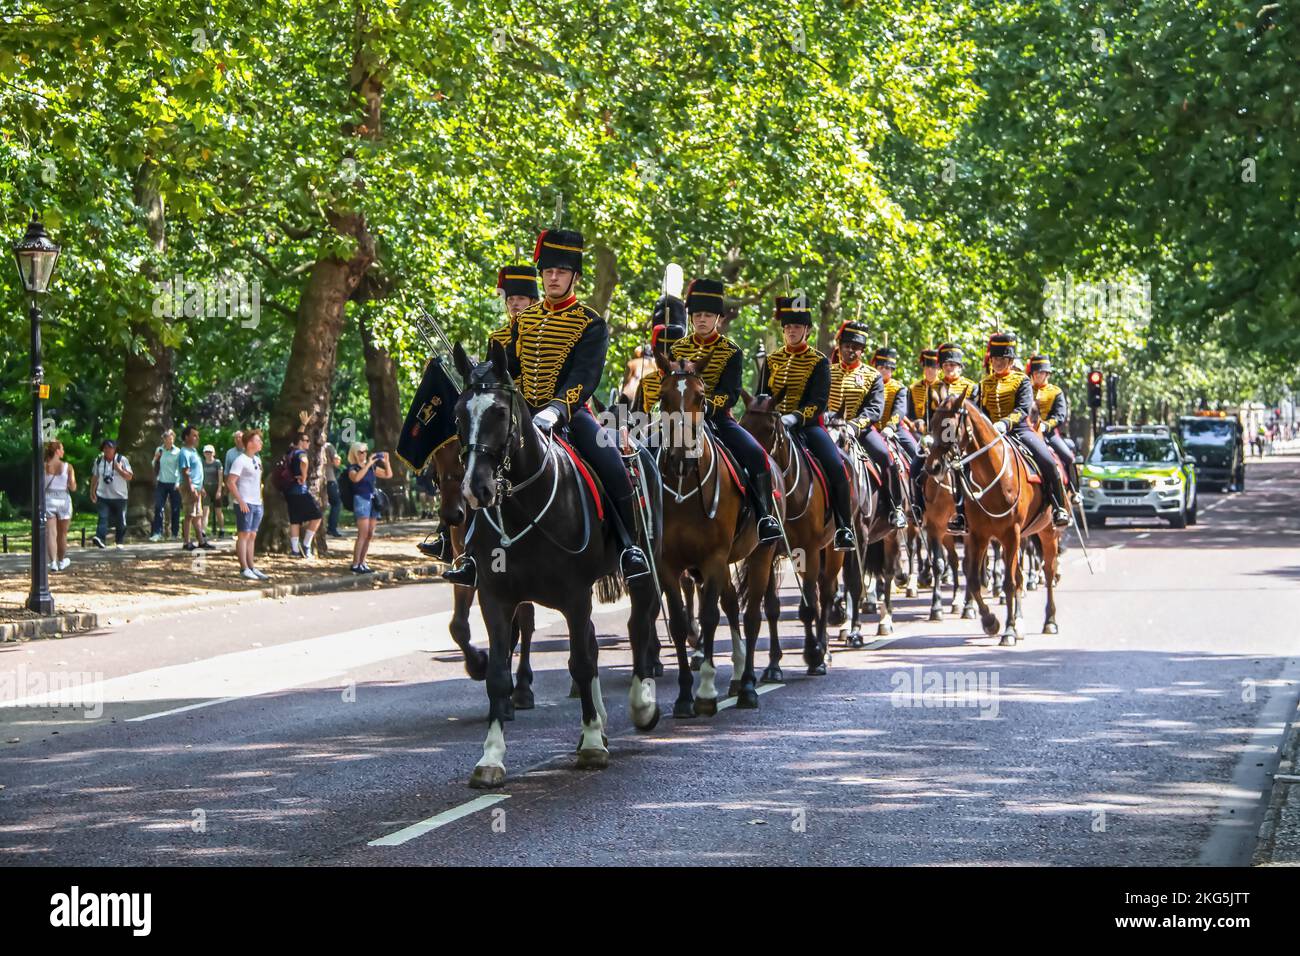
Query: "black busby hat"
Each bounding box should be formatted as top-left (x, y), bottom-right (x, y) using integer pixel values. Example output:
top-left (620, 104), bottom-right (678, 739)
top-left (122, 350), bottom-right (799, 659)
top-left (533, 228), bottom-right (584, 273)
top-left (652, 294), bottom-right (688, 346)
top-left (685, 278), bottom-right (726, 315)
top-left (1027, 354), bottom-right (1053, 374)
top-left (497, 265), bottom-right (539, 300)
top-left (834, 320), bottom-right (870, 348)
top-left (872, 346), bottom-right (899, 369)
top-left (775, 295), bottom-right (812, 327)
top-left (987, 331), bottom-right (1018, 359)
top-left (919, 348), bottom-right (940, 369)
top-left (937, 343), bottom-right (965, 365)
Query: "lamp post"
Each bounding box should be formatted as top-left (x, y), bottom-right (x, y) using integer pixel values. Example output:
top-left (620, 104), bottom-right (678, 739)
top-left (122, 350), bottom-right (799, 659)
top-left (12, 214), bottom-right (61, 614)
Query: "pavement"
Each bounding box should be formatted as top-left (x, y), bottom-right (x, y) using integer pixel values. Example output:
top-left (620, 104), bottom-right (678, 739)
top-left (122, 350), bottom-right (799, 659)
top-left (0, 457), bottom-right (1297, 866)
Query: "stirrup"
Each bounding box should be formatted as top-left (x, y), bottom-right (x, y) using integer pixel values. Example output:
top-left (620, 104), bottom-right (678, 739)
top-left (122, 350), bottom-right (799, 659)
top-left (890, 506), bottom-right (908, 529)
top-left (620, 546), bottom-right (651, 580)
top-left (418, 532), bottom-right (451, 561)
top-left (833, 527), bottom-right (856, 552)
top-left (1052, 507), bottom-right (1071, 528)
top-left (757, 515), bottom-right (782, 544)
top-left (947, 515), bottom-right (967, 536)
top-left (441, 556), bottom-right (477, 587)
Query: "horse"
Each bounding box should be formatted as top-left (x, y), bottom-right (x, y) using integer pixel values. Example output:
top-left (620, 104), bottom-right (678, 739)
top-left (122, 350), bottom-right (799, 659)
top-left (452, 340), bottom-right (661, 788)
top-left (430, 436), bottom-right (538, 713)
top-left (739, 390), bottom-right (849, 678)
top-left (924, 394), bottom-right (1061, 645)
top-left (919, 470), bottom-right (975, 622)
top-left (654, 354), bottom-right (783, 715)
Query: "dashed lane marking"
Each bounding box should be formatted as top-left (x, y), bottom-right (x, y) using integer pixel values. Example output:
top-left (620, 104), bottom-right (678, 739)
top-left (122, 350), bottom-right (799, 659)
top-left (367, 794), bottom-right (510, 847)
top-left (715, 681), bottom-right (783, 711)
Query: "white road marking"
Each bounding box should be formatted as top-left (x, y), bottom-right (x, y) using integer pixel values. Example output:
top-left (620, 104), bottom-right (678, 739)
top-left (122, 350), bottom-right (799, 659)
top-left (127, 697), bottom-right (240, 723)
top-left (716, 682), bottom-right (782, 711)
top-left (1135, 533), bottom-right (1150, 540)
top-left (368, 794), bottom-right (509, 847)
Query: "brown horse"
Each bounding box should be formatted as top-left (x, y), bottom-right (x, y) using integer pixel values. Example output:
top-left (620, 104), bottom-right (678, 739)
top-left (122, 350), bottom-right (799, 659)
top-left (654, 353), bottom-right (782, 714)
top-left (924, 395), bottom-right (1061, 644)
top-left (431, 437), bottom-right (538, 713)
top-left (739, 391), bottom-right (848, 678)
top-left (919, 470), bottom-right (975, 622)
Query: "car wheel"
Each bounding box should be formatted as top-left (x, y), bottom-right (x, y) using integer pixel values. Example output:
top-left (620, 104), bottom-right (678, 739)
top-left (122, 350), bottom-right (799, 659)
top-left (1186, 493), bottom-right (1198, 526)
top-left (1088, 515), bottom-right (1106, 528)
top-left (1167, 501), bottom-right (1187, 529)
top-left (1236, 468), bottom-right (1246, 492)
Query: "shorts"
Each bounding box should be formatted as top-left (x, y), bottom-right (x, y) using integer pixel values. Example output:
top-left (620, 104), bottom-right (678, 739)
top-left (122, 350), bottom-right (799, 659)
top-left (182, 486), bottom-right (205, 518)
top-left (285, 491), bottom-right (322, 524)
top-left (353, 495), bottom-right (375, 519)
top-left (45, 494), bottom-right (72, 521)
top-left (236, 503), bottom-right (264, 533)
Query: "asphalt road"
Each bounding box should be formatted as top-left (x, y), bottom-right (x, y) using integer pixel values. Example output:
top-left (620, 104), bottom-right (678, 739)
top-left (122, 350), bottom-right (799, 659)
top-left (2, 456), bottom-right (1298, 866)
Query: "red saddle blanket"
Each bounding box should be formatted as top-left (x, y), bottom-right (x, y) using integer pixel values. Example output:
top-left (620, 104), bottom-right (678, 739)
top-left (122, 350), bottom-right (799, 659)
top-left (553, 436), bottom-right (605, 520)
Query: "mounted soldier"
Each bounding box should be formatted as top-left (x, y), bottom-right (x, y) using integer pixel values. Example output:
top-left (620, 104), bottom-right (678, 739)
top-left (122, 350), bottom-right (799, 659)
top-left (642, 277), bottom-right (782, 545)
top-left (766, 296), bottom-right (857, 552)
top-left (1027, 353), bottom-right (1078, 493)
top-left (871, 344), bottom-right (919, 526)
top-left (443, 229), bottom-right (652, 587)
top-left (947, 332), bottom-right (1070, 535)
top-left (905, 347), bottom-right (941, 512)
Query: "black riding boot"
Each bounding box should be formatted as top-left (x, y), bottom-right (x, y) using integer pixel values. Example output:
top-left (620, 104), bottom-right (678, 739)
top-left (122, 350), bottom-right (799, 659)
top-left (612, 491), bottom-right (652, 581)
top-left (749, 469), bottom-right (782, 544)
top-left (441, 553), bottom-right (476, 587)
top-left (418, 529), bottom-right (452, 561)
top-left (947, 482), bottom-right (967, 536)
top-left (829, 484), bottom-right (857, 553)
top-left (1049, 474), bottom-right (1071, 528)
top-left (886, 465), bottom-right (908, 529)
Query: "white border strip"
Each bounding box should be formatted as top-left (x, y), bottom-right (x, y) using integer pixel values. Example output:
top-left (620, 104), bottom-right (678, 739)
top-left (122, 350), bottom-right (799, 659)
top-left (368, 794), bottom-right (510, 847)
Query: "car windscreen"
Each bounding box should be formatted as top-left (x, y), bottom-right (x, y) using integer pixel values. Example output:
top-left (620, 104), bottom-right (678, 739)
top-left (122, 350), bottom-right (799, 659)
top-left (1091, 436), bottom-right (1179, 464)
top-left (1180, 419), bottom-right (1235, 445)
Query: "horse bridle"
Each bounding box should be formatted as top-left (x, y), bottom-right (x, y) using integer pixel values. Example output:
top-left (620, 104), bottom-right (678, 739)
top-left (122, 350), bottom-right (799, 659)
top-left (656, 367), bottom-right (721, 517)
top-left (937, 403), bottom-right (1023, 519)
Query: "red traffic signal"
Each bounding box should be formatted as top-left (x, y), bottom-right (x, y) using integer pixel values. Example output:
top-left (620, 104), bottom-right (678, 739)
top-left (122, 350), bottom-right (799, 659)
top-left (1087, 370), bottom-right (1103, 386)
top-left (1087, 369), bottom-right (1103, 409)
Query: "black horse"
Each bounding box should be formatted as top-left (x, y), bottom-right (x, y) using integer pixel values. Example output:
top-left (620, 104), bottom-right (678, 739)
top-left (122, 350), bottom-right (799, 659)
top-left (453, 341), bottom-right (662, 789)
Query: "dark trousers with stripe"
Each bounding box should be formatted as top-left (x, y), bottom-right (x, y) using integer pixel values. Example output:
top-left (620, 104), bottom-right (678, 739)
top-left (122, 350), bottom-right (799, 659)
top-left (895, 427), bottom-right (926, 508)
top-left (856, 426), bottom-right (902, 511)
top-left (566, 405), bottom-right (634, 502)
top-left (712, 413), bottom-right (768, 478)
top-left (800, 423), bottom-right (853, 527)
top-left (1045, 431), bottom-right (1075, 488)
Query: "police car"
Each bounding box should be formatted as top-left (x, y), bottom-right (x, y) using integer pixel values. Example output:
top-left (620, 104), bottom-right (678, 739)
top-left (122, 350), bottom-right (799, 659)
top-left (1080, 425), bottom-right (1198, 528)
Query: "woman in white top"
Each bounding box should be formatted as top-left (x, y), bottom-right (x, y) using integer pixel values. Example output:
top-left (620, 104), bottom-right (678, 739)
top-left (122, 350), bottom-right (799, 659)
top-left (44, 440), bottom-right (77, 571)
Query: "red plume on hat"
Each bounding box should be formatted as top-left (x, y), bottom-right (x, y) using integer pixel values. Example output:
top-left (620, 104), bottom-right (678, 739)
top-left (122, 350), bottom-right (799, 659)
top-left (532, 230), bottom-right (547, 263)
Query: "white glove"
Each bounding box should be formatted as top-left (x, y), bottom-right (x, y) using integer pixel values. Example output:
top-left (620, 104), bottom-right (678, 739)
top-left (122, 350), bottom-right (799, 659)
top-left (994, 420), bottom-right (1008, 434)
top-left (845, 421), bottom-right (859, 438)
top-left (781, 413), bottom-right (800, 429)
top-left (882, 425), bottom-right (896, 440)
top-left (533, 407), bottom-right (560, 432)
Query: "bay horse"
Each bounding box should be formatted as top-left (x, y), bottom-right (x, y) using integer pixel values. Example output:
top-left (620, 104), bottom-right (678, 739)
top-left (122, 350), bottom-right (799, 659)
top-left (924, 394), bottom-right (1061, 645)
top-left (654, 353), bottom-right (782, 715)
top-left (431, 436), bottom-right (538, 713)
top-left (919, 469), bottom-right (975, 622)
top-left (739, 390), bottom-right (848, 678)
top-left (453, 341), bottom-right (661, 788)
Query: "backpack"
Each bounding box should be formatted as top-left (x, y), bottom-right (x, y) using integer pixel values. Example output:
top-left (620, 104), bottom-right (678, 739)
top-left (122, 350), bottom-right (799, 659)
top-left (338, 468), bottom-right (355, 511)
top-left (270, 449), bottom-right (297, 492)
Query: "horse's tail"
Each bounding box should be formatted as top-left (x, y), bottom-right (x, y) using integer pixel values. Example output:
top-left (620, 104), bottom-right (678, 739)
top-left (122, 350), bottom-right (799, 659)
top-left (865, 538), bottom-right (887, 577)
top-left (596, 574), bottom-right (625, 605)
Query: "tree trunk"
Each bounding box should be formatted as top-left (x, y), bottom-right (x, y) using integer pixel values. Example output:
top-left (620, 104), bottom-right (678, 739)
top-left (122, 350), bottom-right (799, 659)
top-left (118, 164), bottom-right (174, 536)
top-left (816, 263), bottom-right (842, 355)
top-left (589, 242), bottom-right (619, 317)
top-left (257, 15), bottom-right (382, 552)
top-left (358, 309), bottom-right (409, 516)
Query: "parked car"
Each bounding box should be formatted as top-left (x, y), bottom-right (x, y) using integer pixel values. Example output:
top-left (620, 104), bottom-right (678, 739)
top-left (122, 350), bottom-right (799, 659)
top-left (1081, 426), bottom-right (1197, 528)
top-left (1178, 413), bottom-right (1244, 492)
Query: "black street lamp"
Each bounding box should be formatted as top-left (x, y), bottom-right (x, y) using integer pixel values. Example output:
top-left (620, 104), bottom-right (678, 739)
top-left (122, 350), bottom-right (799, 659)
top-left (12, 214), bottom-right (61, 615)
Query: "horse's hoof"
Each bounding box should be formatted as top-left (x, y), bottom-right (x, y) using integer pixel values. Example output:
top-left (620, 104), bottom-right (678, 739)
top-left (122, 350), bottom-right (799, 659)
top-left (694, 697), bottom-right (718, 717)
top-left (567, 680), bottom-right (581, 699)
top-left (511, 686), bottom-right (535, 710)
top-left (1043, 622), bottom-right (1059, 635)
top-left (849, 631), bottom-right (865, 648)
top-left (906, 586), bottom-right (918, 598)
top-left (1026, 580), bottom-right (1039, 592)
top-left (981, 614), bottom-right (999, 636)
top-left (760, 666), bottom-right (784, 684)
top-left (634, 705), bottom-right (661, 732)
top-left (877, 622), bottom-right (894, 637)
top-left (689, 651), bottom-right (705, 672)
top-left (929, 610), bottom-right (944, 623)
top-left (465, 650), bottom-right (488, 682)
top-left (727, 679), bottom-right (743, 698)
top-left (806, 662), bottom-right (828, 677)
top-left (652, 661), bottom-right (665, 678)
top-left (673, 698), bottom-right (696, 719)
top-left (576, 748), bottom-right (609, 770)
top-left (469, 764), bottom-right (506, 789)
top-left (961, 607), bottom-right (977, 620)
top-left (736, 686), bottom-right (759, 709)
top-left (865, 602), bottom-right (878, 615)
top-left (999, 633), bottom-right (1016, 647)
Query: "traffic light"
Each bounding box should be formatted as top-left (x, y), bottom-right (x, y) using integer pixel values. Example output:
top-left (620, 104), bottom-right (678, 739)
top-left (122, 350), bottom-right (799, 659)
top-left (1087, 369), bottom-right (1103, 409)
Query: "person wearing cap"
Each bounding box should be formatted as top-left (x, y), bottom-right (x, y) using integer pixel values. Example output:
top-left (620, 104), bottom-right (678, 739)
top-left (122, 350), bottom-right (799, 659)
top-left (89, 439), bottom-right (133, 548)
top-left (442, 229), bottom-right (651, 587)
top-left (948, 332), bottom-right (1070, 534)
top-left (767, 298), bottom-right (856, 551)
top-left (643, 277), bottom-right (782, 544)
top-left (201, 443), bottom-right (226, 539)
top-left (905, 348), bottom-right (942, 511)
top-left (937, 343), bottom-right (979, 403)
top-left (825, 322), bottom-right (905, 530)
top-left (421, 266), bottom-right (540, 564)
top-left (872, 345), bottom-right (921, 525)
top-left (1028, 354), bottom-right (1076, 492)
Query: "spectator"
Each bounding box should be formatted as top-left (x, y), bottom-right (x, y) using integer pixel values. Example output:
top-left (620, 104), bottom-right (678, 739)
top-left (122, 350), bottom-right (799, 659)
top-left (226, 428), bottom-right (267, 580)
top-left (177, 425), bottom-right (212, 552)
top-left (150, 429), bottom-right (182, 541)
top-left (414, 464), bottom-right (437, 520)
top-left (284, 432), bottom-right (322, 559)
top-left (43, 440), bottom-right (76, 572)
top-left (89, 439), bottom-right (132, 548)
top-left (323, 438), bottom-right (343, 538)
top-left (224, 429), bottom-right (244, 475)
top-left (346, 442), bottom-right (392, 574)
top-left (202, 444), bottom-right (225, 538)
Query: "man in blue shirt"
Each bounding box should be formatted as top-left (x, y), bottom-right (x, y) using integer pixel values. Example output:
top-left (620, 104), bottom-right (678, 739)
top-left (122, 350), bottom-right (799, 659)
top-left (150, 429), bottom-right (182, 541)
top-left (177, 425), bottom-right (214, 551)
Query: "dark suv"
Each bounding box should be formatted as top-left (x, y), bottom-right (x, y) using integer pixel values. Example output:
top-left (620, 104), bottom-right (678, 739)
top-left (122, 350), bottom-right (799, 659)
top-left (1178, 415), bottom-right (1244, 492)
